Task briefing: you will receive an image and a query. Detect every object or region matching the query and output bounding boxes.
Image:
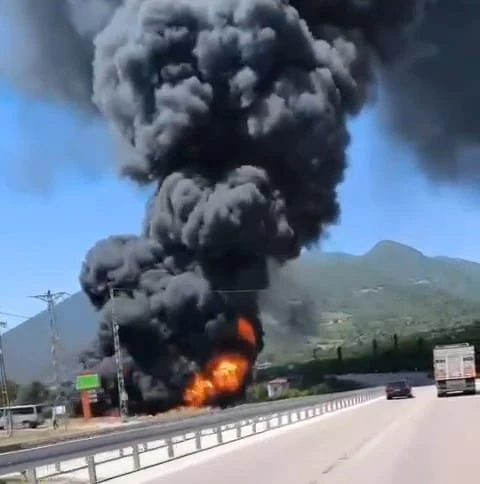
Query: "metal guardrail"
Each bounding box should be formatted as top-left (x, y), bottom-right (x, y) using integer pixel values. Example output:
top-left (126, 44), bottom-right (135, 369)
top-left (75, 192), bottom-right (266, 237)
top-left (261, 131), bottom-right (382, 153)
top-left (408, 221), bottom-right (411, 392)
top-left (0, 387), bottom-right (383, 483)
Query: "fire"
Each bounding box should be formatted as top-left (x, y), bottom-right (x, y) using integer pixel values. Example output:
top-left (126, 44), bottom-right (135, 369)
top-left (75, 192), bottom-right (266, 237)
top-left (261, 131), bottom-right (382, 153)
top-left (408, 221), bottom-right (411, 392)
top-left (183, 317), bottom-right (257, 407)
top-left (183, 373), bottom-right (215, 407)
top-left (211, 354), bottom-right (249, 393)
top-left (237, 317), bottom-right (257, 346)
top-left (183, 354), bottom-right (249, 407)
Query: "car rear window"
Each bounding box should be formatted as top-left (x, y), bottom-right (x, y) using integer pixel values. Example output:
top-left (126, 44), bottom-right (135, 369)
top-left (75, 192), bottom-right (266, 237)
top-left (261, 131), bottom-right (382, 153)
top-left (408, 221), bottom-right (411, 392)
top-left (389, 381), bottom-right (407, 388)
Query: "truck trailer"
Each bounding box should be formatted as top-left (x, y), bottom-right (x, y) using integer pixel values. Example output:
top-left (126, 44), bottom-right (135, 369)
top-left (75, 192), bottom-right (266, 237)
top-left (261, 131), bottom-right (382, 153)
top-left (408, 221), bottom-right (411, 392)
top-left (433, 343), bottom-right (476, 397)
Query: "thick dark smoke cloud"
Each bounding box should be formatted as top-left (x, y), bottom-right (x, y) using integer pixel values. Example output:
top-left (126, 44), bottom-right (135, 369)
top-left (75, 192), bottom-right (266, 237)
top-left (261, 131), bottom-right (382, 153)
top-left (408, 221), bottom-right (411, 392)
top-left (4, 1), bottom-right (479, 188)
top-left (77, 0), bottom-right (431, 410)
top-left (3, 0), bottom-right (429, 410)
top-left (0, 0), bottom-right (120, 109)
top-left (379, 0), bottom-right (480, 184)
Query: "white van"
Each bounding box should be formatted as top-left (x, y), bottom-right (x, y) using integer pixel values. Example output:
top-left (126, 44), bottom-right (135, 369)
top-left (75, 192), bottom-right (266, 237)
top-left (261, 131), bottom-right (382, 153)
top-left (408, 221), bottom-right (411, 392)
top-left (0, 404), bottom-right (46, 429)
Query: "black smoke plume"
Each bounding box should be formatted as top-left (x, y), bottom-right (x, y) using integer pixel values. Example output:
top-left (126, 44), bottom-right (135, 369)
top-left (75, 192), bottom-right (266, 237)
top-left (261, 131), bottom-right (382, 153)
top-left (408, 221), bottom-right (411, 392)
top-left (0, 0), bottom-right (120, 109)
top-left (4, 1), bottom-right (480, 187)
top-left (379, 0), bottom-right (480, 184)
top-left (77, 0), bottom-right (431, 410)
top-left (3, 0), bottom-right (430, 410)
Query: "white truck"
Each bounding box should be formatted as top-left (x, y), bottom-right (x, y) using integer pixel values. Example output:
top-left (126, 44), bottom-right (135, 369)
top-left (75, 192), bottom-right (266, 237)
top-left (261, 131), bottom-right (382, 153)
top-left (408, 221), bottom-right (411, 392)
top-left (433, 343), bottom-right (476, 397)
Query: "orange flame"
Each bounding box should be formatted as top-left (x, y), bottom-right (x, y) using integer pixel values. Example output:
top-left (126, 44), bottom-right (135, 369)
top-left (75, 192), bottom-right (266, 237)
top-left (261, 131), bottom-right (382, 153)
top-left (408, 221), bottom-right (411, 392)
top-left (183, 317), bottom-right (257, 407)
top-left (183, 373), bottom-right (215, 407)
top-left (237, 317), bottom-right (257, 346)
top-left (183, 353), bottom-right (249, 407)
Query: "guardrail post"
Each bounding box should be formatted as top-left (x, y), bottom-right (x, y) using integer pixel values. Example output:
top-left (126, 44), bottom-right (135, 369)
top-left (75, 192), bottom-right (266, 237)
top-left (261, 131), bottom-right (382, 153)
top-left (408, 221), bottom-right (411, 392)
top-left (54, 461), bottom-right (61, 472)
top-left (287, 412), bottom-right (292, 424)
top-left (216, 427), bottom-right (223, 444)
top-left (266, 416), bottom-right (271, 430)
top-left (132, 444), bottom-right (141, 470)
top-left (235, 422), bottom-right (242, 438)
top-left (166, 437), bottom-right (174, 459)
top-left (252, 418), bottom-right (257, 433)
top-left (119, 447), bottom-right (124, 457)
top-left (26, 468), bottom-right (38, 484)
top-left (195, 430), bottom-right (202, 450)
top-left (86, 456), bottom-right (97, 483)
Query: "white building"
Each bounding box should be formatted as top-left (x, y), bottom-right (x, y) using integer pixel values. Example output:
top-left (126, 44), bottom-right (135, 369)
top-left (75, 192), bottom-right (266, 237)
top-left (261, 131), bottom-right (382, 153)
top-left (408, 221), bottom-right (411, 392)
top-left (266, 378), bottom-right (290, 399)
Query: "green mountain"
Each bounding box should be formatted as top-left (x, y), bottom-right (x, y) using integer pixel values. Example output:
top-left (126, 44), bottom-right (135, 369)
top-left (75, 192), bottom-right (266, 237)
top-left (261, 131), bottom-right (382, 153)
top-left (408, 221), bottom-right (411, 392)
top-left (4, 240), bottom-right (480, 383)
top-left (260, 241), bottom-right (480, 360)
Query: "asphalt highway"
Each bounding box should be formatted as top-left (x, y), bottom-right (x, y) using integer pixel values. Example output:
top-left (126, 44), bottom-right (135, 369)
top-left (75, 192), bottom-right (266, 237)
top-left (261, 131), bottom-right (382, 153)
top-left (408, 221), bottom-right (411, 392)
top-left (0, 388), bottom-right (380, 474)
top-left (138, 386), bottom-right (479, 484)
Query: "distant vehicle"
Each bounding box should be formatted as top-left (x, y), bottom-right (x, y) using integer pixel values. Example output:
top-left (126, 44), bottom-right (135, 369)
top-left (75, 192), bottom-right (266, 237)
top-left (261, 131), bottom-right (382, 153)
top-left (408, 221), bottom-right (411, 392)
top-left (0, 404), bottom-right (46, 429)
top-left (433, 343), bottom-right (476, 397)
top-left (385, 380), bottom-right (413, 400)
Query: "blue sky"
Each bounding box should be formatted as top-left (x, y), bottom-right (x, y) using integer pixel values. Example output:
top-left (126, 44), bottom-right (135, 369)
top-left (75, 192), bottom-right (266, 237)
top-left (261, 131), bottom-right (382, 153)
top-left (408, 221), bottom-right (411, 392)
top-left (1, 82), bottom-right (479, 331)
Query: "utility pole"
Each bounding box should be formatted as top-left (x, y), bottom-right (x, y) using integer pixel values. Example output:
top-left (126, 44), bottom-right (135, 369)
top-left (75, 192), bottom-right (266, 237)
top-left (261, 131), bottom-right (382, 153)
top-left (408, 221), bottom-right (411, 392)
top-left (109, 288), bottom-right (128, 422)
top-left (0, 321), bottom-right (13, 436)
top-left (30, 290), bottom-right (69, 427)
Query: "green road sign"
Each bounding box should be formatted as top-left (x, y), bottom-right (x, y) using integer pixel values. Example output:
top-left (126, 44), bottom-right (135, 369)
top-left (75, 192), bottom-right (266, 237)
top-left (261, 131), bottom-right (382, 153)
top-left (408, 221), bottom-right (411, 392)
top-left (75, 373), bottom-right (101, 391)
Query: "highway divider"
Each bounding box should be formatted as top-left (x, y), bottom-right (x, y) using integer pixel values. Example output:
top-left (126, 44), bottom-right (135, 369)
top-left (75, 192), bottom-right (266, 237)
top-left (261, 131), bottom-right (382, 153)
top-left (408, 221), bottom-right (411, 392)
top-left (0, 387), bottom-right (383, 483)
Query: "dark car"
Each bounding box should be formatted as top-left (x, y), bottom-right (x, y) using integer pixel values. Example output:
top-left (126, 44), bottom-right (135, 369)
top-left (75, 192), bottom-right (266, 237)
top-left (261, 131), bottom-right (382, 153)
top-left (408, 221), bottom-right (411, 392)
top-left (385, 380), bottom-right (413, 400)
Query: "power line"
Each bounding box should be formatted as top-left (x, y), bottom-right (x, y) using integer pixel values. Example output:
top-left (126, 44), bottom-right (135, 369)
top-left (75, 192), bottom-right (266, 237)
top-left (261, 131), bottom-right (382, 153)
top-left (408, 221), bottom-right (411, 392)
top-left (212, 289), bottom-right (268, 293)
top-left (29, 290), bottom-right (70, 428)
top-left (0, 311), bottom-right (31, 320)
